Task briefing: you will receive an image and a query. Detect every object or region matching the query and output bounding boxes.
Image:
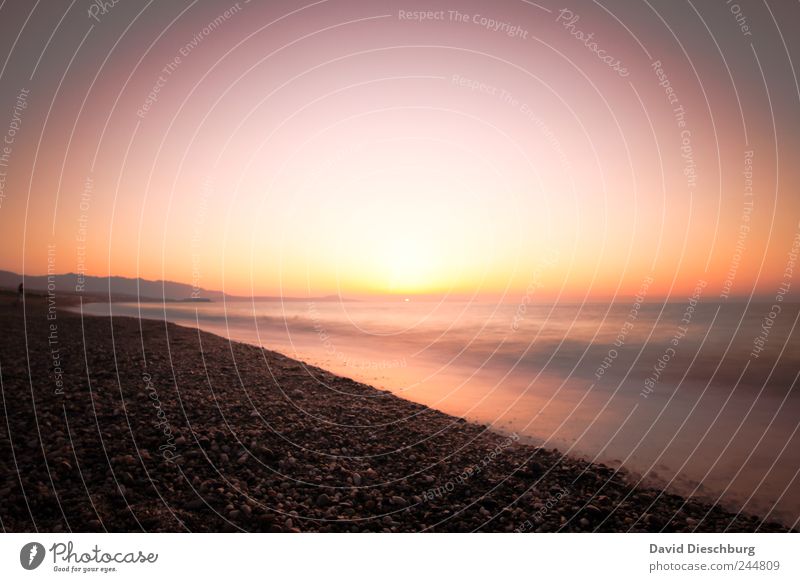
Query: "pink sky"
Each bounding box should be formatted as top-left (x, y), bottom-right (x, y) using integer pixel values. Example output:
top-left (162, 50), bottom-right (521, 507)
top-left (0, 0), bottom-right (798, 300)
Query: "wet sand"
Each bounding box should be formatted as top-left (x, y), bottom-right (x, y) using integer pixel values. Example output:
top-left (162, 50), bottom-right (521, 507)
top-left (0, 292), bottom-right (790, 532)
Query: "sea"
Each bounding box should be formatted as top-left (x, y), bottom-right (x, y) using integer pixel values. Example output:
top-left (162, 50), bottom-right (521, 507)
top-left (78, 298), bottom-right (800, 526)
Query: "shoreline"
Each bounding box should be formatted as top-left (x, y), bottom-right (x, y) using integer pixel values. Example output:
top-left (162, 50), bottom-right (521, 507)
top-left (0, 293), bottom-right (792, 532)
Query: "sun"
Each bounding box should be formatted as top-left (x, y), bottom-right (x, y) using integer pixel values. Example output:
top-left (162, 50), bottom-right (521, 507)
top-left (383, 237), bottom-right (438, 293)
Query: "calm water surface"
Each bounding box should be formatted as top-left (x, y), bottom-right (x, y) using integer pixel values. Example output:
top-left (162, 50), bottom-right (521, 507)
top-left (78, 299), bottom-right (800, 526)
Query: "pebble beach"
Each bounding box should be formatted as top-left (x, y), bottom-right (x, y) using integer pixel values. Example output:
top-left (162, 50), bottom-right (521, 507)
top-left (0, 293), bottom-right (790, 533)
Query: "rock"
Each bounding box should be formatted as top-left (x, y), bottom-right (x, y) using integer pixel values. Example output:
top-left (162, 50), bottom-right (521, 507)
top-left (185, 498), bottom-right (205, 510)
top-left (523, 461), bottom-right (544, 476)
top-left (390, 496), bottom-right (407, 507)
top-left (583, 504), bottom-right (604, 517)
top-left (352, 473), bottom-right (362, 486)
top-left (316, 493), bottom-right (331, 507)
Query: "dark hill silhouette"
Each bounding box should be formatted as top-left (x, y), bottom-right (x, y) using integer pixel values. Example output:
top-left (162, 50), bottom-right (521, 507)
top-left (0, 270), bottom-right (346, 302)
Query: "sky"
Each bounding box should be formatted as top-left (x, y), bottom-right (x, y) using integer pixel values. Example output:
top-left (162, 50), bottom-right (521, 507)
top-left (0, 0), bottom-right (798, 301)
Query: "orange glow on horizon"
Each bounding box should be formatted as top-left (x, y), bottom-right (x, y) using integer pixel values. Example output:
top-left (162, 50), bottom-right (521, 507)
top-left (0, 1), bottom-right (798, 303)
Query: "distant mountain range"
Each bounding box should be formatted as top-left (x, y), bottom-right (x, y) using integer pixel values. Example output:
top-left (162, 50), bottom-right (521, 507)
top-left (0, 270), bottom-right (344, 302)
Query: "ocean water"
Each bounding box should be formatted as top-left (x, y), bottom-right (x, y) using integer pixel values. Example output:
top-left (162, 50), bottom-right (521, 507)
top-left (78, 299), bottom-right (800, 526)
